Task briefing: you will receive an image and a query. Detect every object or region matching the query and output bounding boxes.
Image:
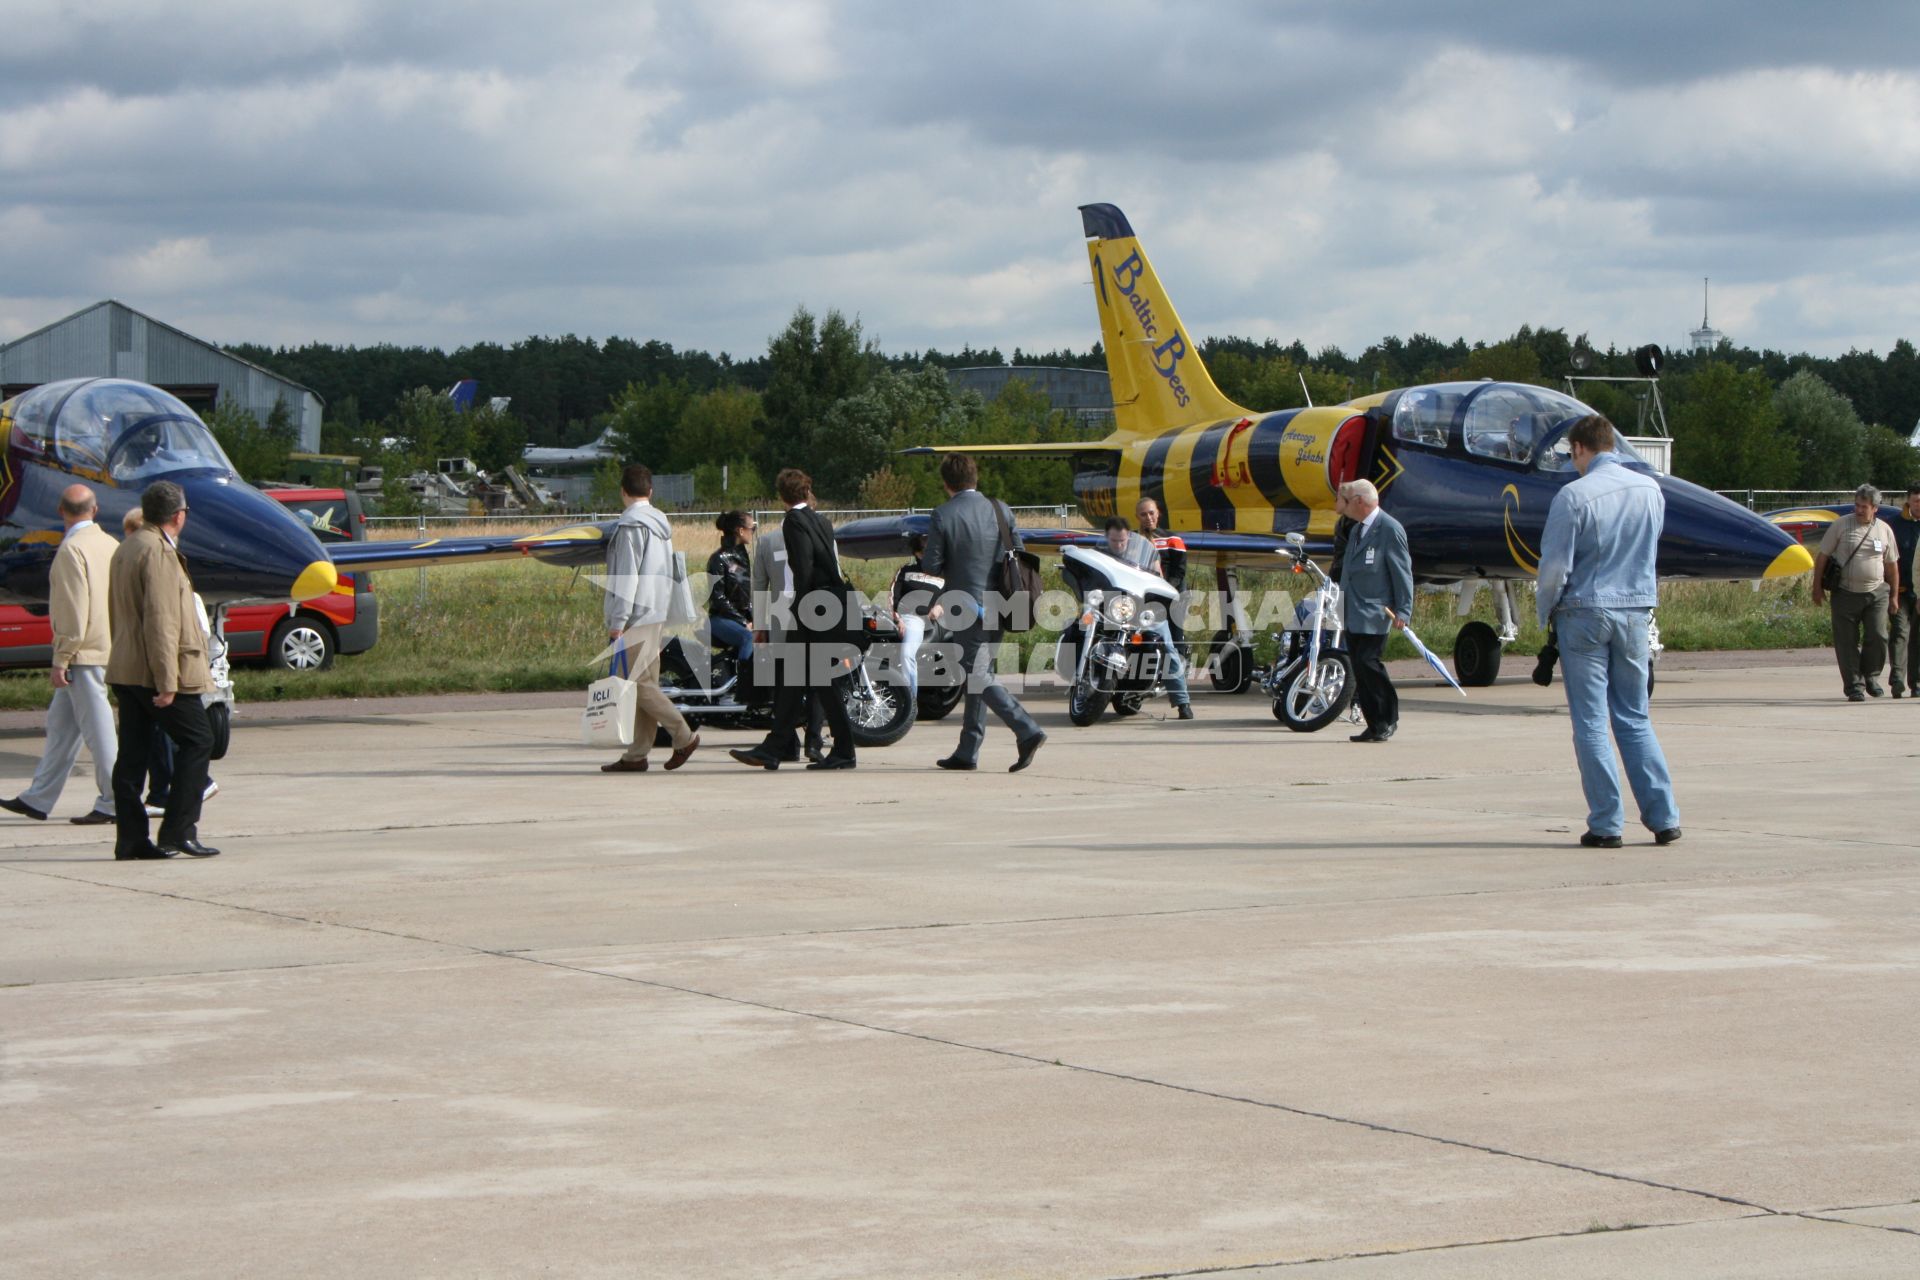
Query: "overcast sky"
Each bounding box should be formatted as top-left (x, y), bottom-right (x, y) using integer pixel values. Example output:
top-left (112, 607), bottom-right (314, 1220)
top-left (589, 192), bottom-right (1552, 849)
top-left (4, 1), bottom-right (1916, 363)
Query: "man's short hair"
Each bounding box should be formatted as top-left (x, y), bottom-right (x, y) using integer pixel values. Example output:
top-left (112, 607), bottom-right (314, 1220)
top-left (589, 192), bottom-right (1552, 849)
top-left (1567, 415), bottom-right (1617, 454)
top-left (1907, 484), bottom-right (1920, 498)
top-left (1339, 479), bottom-right (1379, 507)
top-left (57, 487), bottom-right (97, 519)
top-left (140, 480), bottom-right (186, 526)
top-left (939, 453), bottom-right (978, 491)
top-left (1104, 516), bottom-right (1131, 534)
top-left (775, 468), bottom-right (812, 505)
top-left (620, 463), bottom-right (653, 498)
top-left (1855, 483), bottom-right (1882, 505)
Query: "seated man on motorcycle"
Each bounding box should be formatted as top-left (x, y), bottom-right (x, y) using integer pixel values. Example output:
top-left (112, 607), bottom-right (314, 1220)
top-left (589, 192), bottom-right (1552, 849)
top-left (1058, 517), bottom-right (1194, 719)
top-left (704, 510), bottom-right (757, 688)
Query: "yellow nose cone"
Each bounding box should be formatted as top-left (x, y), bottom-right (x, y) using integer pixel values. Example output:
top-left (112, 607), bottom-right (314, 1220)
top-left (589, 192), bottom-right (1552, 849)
top-left (291, 559), bottom-right (339, 601)
top-left (1763, 543), bottom-right (1815, 579)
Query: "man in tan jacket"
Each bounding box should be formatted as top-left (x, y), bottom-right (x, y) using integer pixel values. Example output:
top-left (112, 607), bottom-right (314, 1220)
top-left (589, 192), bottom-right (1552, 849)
top-left (107, 480), bottom-right (218, 860)
top-left (0, 485), bottom-right (119, 825)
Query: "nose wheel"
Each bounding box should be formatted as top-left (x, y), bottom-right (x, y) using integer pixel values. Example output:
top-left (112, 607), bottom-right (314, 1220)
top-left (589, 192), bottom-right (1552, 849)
top-left (1453, 621), bottom-right (1503, 686)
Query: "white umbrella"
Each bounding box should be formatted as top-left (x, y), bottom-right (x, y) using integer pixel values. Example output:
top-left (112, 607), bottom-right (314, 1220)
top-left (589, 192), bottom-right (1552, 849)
top-left (1401, 624), bottom-right (1467, 695)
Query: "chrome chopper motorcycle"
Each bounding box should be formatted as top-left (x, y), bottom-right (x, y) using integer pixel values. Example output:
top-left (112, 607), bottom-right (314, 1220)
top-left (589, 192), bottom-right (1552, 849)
top-left (1261, 532), bottom-right (1357, 732)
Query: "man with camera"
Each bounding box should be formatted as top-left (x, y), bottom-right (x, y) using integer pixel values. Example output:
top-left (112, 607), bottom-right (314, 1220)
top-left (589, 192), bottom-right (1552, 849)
top-left (1811, 485), bottom-right (1900, 702)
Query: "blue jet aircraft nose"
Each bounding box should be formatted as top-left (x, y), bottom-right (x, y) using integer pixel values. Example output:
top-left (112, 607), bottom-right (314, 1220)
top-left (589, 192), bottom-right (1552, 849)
top-left (1655, 473), bottom-right (1814, 581)
top-left (173, 474), bottom-right (337, 604)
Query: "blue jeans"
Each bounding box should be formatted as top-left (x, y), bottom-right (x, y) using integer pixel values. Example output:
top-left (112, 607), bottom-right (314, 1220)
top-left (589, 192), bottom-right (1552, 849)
top-left (705, 616), bottom-right (754, 668)
top-left (1151, 621), bottom-right (1190, 708)
top-left (1556, 608), bottom-right (1679, 837)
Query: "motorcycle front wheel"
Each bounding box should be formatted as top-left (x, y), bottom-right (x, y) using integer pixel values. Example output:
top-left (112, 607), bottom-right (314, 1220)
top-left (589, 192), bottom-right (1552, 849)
top-left (1067, 679), bottom-right (1111, 727)
top-left (1275, 652), bottom-right (1355, 732)
top-left (843, 674), bottom-right (915, 747)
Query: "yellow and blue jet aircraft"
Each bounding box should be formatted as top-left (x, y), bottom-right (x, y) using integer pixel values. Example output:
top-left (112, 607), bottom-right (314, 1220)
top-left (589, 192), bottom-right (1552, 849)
top-left (836, 202), bottom-right (1815, 683)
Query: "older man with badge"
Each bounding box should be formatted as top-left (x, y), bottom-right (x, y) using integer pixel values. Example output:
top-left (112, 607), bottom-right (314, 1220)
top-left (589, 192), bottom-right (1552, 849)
top-left (1337, 479), bottom-right (1413, 743)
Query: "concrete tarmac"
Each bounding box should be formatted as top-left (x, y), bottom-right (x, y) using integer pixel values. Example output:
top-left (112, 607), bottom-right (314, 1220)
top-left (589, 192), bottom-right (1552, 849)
top-left (1, 654), bottom-right (1916, 1277)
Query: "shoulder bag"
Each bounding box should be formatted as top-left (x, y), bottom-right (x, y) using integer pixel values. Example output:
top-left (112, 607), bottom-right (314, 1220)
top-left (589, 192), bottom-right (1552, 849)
top-left (993, 499), bottom-right (1043, 632)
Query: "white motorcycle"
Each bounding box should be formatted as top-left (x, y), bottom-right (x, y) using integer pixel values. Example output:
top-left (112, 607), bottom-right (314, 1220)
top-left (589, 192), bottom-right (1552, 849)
top-left (1262, 533), bottom-right (1357, 733)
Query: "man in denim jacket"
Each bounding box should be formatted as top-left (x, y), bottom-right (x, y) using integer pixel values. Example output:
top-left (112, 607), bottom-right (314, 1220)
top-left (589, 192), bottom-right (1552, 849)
top-left (1536, 416), bottom-right (1680, 850)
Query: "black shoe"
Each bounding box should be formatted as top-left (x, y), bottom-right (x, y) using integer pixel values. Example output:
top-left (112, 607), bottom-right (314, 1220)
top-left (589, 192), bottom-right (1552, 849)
top-left (1894, 688), bottom-right (1908, 699)
top-left (1580, 832), bottom-right (1624, 849)
top-left (1654, 827), bottom-right (1683, 846)
top-left (935, 756), bottom-right (977, 771)
top-left (1373, 722), bottom-right (1397, 742)
top-left (1349, 729), bottom-right (1380, 742)
top-left (116, 845), bottom-right (177, 860)
top-left (0, 796), bottom-right (47, 821)
top-left (729, 748), bottom-right (781, 770)
top-left (70, 809), bottom-right (115, 825)
top-left (159, 839), bottom-right (221, 858)
top-left (1846, 690), bottom-right (1867, 702)
top-left (804, 739), bottom-right (827, 765)
top-left (1175, 704), bottom-right (1195, 720)
top-left (1867, 682), bottom-right (1887, 698)
top-left (806, 756), bottom-right (856, 770)
top-left (1010, 733), bottom-right (1046, 773)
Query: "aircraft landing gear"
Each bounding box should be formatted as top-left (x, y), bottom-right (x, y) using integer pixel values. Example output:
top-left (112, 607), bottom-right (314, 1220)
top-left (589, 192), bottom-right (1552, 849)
top-left (1451, 579), bottom-right (1521, 687)
top-left (1208, 565), bottom-right (1255, 694)
top-left (1454, 621), bottom-right (1503, 686)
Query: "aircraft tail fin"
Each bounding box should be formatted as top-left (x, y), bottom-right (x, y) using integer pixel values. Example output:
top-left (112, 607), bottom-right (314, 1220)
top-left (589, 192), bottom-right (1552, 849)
top-left (444, 379), bottom-right (479, 412)
top-left (1080, 203), bottom-right (1246, 435)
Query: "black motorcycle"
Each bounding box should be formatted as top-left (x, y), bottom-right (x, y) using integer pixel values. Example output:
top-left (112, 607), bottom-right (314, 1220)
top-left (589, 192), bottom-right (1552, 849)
top-left (657, 608), bottom-right (916, 748)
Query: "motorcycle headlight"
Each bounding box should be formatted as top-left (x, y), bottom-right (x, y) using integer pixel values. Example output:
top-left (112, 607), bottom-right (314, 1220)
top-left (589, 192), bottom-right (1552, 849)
top-left (1103, 593), bottom-right (1142, 627)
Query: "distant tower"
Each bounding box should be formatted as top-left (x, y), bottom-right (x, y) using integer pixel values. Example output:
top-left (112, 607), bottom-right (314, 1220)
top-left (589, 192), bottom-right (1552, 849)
top-left (1689, 277), bottom-right (1725, 353)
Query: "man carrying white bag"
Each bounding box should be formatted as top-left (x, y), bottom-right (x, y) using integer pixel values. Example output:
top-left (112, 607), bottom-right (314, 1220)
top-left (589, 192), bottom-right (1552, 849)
top-left (587, 463), bottom-right (700, 773)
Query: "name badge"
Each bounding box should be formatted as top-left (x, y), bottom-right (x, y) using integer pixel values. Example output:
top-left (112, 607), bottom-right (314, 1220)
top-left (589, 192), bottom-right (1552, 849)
top-left (1872, 539), bottom-right (1884, 553)
top-left (1365, 547), bottom-right (1377, 565)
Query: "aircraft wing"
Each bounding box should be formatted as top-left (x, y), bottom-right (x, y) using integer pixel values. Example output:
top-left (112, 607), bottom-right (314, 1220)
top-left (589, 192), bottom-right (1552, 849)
top-left (898, 443), bottom-right (1117, 457)
top-left (327, 521), bottom-right (612, 572)
top-left (834, 515), bottom-right (1324, 569)
top-left (1762, 503), bottom-right (1901, 546)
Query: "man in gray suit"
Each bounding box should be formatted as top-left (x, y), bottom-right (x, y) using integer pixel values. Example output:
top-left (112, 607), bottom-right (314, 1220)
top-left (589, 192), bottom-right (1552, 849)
top-left (924, 454), bottom-right (1046, 772)
top-left (1338, 479), bottom-right (1414, 743)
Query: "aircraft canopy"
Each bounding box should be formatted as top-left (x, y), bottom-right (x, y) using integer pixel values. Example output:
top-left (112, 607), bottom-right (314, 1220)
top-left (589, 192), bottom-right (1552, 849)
top-left (1390, 381), bottom-right (1604, 467)
top-left (5, 378), bottom-right (236, 479)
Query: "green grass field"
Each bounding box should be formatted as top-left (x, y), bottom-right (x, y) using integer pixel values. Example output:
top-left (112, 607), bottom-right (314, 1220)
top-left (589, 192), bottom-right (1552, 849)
top-left (0, 526), bottom-right (1835, 712)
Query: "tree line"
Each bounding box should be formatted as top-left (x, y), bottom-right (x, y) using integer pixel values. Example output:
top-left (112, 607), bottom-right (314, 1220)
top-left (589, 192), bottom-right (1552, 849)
top-left (225, 312), bottom-right (1920, 506)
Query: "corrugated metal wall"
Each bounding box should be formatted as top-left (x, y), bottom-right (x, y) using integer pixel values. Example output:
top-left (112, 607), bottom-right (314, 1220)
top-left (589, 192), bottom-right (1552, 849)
top-left (0, 302), bottom-right (323, 449)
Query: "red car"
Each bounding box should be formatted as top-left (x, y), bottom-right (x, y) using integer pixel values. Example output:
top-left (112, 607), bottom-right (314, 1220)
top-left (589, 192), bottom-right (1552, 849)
top-left (0, 487), bottom-right (379, 671)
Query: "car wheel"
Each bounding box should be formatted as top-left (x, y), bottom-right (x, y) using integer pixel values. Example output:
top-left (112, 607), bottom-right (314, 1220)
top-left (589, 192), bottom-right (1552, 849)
top-left (269, 616), bottom-right (336, 671)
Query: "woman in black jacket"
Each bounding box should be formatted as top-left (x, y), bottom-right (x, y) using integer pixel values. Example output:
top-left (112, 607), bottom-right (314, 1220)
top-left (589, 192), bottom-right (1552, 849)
top-left (705, 510), bottom-right (756, 670)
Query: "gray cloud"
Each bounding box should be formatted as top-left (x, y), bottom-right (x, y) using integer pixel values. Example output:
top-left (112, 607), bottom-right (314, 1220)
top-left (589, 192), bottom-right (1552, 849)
top-left (1, 0), bottom-right (1917, 362)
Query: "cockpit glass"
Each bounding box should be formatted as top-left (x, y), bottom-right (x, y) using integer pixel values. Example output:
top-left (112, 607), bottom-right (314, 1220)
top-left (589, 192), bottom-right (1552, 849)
top-left (1462, 383), bottom-right (1594, 465)
top-left (1535, 425), bottom-right (1647, 472)
top-left (1390, 385), bottom-right (1468, 448)
top-left (51, 381), bottom-right (236, 480)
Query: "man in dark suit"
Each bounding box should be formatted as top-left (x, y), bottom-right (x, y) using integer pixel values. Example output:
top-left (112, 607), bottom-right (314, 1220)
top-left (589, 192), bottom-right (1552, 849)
top-left (1337, 478), bottom-right (1414, 743)
top-left (730, 469), bottom-right (857, 771)
top-left (924, 454), bottom-right (1046, 772)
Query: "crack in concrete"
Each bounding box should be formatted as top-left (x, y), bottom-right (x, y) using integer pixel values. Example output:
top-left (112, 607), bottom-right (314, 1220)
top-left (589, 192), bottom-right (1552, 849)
top-left (14, 862), bottom-right (1917, 1258)
top-left (2, 865), bottom-right (1789, 1222)
top-left (1098, 1214), bottom-right (1751, 1278)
